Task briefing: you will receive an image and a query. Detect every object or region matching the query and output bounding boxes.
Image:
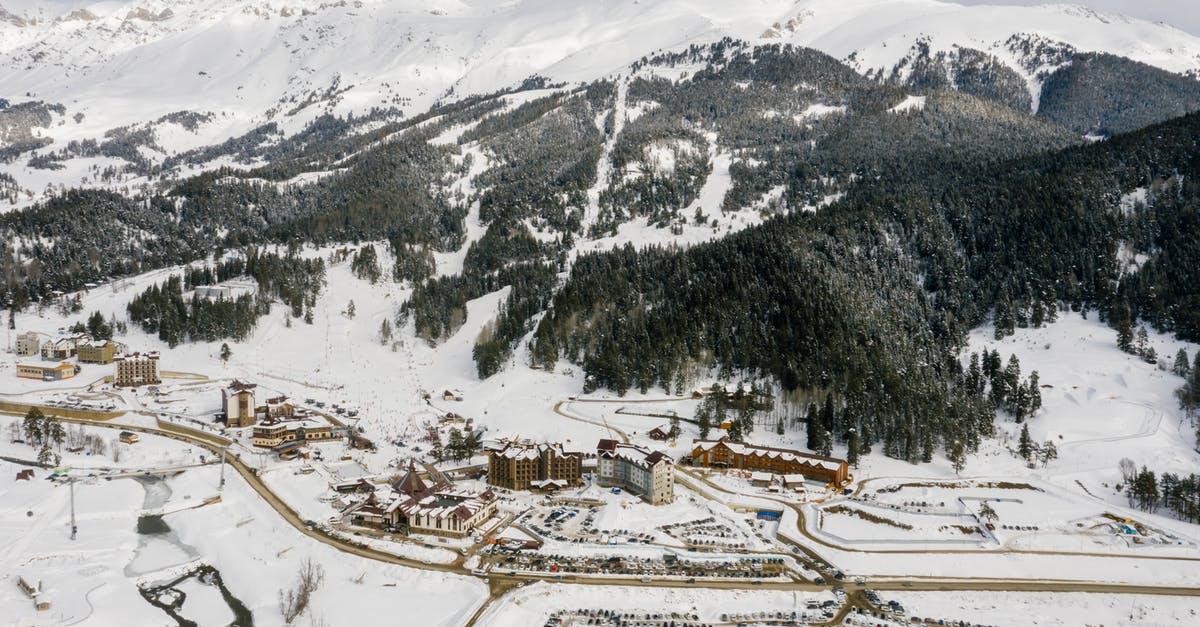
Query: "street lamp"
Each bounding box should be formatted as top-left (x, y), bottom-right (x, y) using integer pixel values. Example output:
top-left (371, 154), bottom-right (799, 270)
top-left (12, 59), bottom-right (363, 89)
top-left (219, 445), bottom-right (228, 491)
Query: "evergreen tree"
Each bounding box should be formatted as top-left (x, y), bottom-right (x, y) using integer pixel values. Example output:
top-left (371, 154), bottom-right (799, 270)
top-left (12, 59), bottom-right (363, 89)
top-left (775, 416), bottom-right (785, 436)
top-left (1116, 315), bottom-right (1134, 354)
top-left (447, 428), bottom-right (466, 461)
top-left (23, 407), bottom-right (45, 446)
top-left (37, 443), bottom-right (55, 466)
top-left (846, 428), bottom-right (860, 468)
top-left (346, 300), bottom-right (356, 319)
top-left (739, 405), bottom-right (755, 437)
top-left (47, 419), bottom-right (65, 451)
top-left (948, 439), bottom-right (967, 475)
top-left (1017, 423), bottom-right (1034, 461)
top-left (805, 402), bottom-right (820, 451)
top-left (220, 342), bottom-right (232, 362)
top-left (1130, 467), bottom-right (1160, 512)
top-left (1135, 326), bottom-right (1149, 357)
top-left (380, 318), bottom-right (393, 345)
top-left (351, 244), bottom-right (383, 284)
top-left (1003, 355), bottom-right (1022, 401)
top-left (669, 415), bottom-right (682, 439)
top-left (818, 429), bottom-right (833, 457)
top-left (858, 422), bottom-right (872, 456)
top-left (821, 394), bottom-right (836, 437)
top-left (696, 400), bottom-right (712, 440)
top-left (1027, 371), bottom-right (1042, 413)
top-left (1038, 440), bottom-right (1058, 467)
top-left (726, 416), bottom-right (744, 443)
top-left (1173, 349), bottom-right (1191, 378)
top-left (712, 388), bottom-right (728, 431)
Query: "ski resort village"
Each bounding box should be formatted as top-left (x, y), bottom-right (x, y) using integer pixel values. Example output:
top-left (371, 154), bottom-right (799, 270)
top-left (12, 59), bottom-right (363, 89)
top-left (0, 244), bottom-right (1198, 627)
top-left (3, 0), bottom-right (1200, 626)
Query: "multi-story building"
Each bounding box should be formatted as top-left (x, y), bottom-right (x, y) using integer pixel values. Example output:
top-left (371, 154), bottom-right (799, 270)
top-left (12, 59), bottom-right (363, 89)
top-left (15, 332), bottom-right (40, 357)
top-left (41, 335), bottom-right (85, 361)
top-left (77, 339), bottom-right (117, 364)
top-left (344, 462), bottom-right (497, 538)
top-left (689, 438), bottom-right (849, 486)
top-left (223, 380), bottom-right (257, 428)
top-left (486, 440), bottom-right (583, 490)
top-left (16, 362), bottom-right (76, 381)
top-left (251, 418), bottom-right (335, 448)
top-left (595, 439), bottom-right (674, 504)
top-left (114, 352), bottom-right (161, 387)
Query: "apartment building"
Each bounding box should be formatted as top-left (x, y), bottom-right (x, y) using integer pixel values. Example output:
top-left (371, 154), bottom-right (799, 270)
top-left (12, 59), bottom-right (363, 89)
top-left (595, 439), bottom-right (674, 504)
top-left (114, 352), bottom-right (161, 387)
top-left (486, 439), bottom-right (583, 490)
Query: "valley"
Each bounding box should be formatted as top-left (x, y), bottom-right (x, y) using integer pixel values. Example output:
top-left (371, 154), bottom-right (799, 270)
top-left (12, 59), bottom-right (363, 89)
top-left (2, 1), bottom-right (1200, 626)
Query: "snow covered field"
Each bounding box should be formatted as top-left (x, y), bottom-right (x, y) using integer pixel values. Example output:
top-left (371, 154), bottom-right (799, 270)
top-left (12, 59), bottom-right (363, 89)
top-left (0, 425), bottom-right (487, 626)
top-left (0, 240), bottom-right (1197, 623)
top-left (475, 582), bottom-right (835, 627)
top-left (886, 590), bottom-right (1200, 626)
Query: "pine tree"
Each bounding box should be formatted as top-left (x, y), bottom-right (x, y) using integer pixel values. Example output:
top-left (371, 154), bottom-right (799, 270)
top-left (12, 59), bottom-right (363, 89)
top-left (846, 428), bottom-right (860, 467)
top-left (805, 402), bottom-right (820, 451)
top-left (696, 401), bottom-right (712, 440)
top-left (669, 415), bottom-right (682, 439)
top-left (1017, 423), bottom-right (1033, 461)
top-left (220, 342), bottom-right (232, 362)
top-left (1011, 381), bottom-right (1030, 423)
top-left (858, 422), bottom-right (872, 456)
top-left (1135, 326), bottom-right (1149, 358)
top-left (821, 394), bottom-right (836, 435)
top-left (1003, 355), bottom-right (1022, 400)
top-left (739, 405), bottom-right (755, 437)
top-left (447, 428), bottom-right (466, 461)
top-left (818, 429), bottom-right (832, 457)
top-left (712, 389), bottom-right (728, 431)
top-left (948, 439), bottom-right (966, 475)
top-left (380, 318), bottom-right (393, 345)
top-left (1027, 371), bottom-right (1042, 413)
top-left (37, 443), bottom-right (55, 466)
top-left (47, 419), bottom-right (65, 451)
top-left (1116, 316), bottom-right (1134, 354)
top-left (23, 407), bottom-right (45, 446)
top-left (726, 416), bottom-right (744, 443)
top-left (1173, 349), bottom-right (1191, 377)
top-left (1131, 467), bottom-right (1159, 512)
top-left (775, 417), bottom-right (784, 436)
top-left (346, 300), bottom-right (356, 319)
top-left (1039, 440), bottom-right (1057, 467)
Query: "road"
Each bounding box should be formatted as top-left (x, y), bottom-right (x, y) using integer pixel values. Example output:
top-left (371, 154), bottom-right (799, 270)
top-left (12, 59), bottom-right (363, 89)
top-left (679, 466), bottom-right (1200, 564)
top-left (6, 402), bottom-right (1200, 627)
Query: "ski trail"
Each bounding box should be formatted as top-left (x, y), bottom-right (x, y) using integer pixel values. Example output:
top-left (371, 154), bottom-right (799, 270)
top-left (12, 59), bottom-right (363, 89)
top-left (582, 77), bottom-right (628, 238)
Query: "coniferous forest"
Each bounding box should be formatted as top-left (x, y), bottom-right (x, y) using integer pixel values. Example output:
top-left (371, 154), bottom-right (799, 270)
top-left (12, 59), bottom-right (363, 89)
top-left (2, 42), bottom-right (1199, 465)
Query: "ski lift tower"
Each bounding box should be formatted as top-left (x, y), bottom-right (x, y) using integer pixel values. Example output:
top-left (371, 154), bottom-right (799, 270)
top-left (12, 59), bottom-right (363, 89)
top-left (69, 477), bottom-right (77, 540)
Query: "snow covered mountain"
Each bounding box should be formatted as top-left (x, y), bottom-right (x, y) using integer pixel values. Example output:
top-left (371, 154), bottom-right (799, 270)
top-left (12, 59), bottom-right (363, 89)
top-left (2, 0), bottom-right (1200, 206)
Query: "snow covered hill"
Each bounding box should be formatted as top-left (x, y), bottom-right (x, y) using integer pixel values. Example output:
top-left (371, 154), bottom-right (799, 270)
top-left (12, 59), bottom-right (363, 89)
top-left (1, 0), bottom-right (1199, 206)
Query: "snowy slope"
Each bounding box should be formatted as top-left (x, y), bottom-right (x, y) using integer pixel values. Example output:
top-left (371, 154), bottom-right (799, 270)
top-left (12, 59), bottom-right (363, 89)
top-left (1, 0), bottom-right (1198, 157)
top-left (770, 0), bottom-right (1200, 77)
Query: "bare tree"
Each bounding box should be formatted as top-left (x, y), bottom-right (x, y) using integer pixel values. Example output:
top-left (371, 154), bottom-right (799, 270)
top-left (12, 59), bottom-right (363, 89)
top-left (1118, 458), bottom-right (1137, 486)
top-left (279, 557), bottom-right (325, 624)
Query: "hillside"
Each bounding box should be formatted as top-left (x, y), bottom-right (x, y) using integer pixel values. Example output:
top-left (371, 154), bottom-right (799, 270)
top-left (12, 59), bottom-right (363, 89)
top-left (2, 0), bottom-right (1200, 209)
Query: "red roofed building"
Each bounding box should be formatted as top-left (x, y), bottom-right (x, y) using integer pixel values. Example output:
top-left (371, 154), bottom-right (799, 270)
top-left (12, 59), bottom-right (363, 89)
top-left (596, 439), bottom-right (674, 504)
top-left (690, 438), bottom-right (848, 486)
top-left (343, 461), bottom-right (496, 538)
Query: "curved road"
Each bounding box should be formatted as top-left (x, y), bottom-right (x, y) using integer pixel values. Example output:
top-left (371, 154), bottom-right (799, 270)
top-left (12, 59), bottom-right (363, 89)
top-left (6, 401), bottom-right (1200, 627)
